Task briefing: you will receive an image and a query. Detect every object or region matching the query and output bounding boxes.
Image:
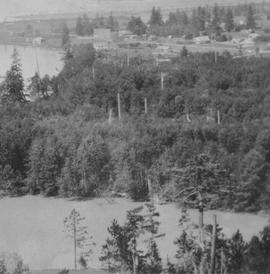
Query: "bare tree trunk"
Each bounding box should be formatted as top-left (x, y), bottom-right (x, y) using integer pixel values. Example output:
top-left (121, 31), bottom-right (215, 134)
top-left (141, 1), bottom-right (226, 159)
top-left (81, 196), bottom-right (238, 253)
top-left (217, 110), bottom-right (221, 125)
top-left (132, 254), bottom-right (137, 274)
top-left (210, 215), bottom-right (217, 274)
top-left (144, 97), bottom-right (148, 114)
top-left (108, 108), bottom-right (112, 125)
top-left (73, 214), bottom-right (77, 270)
top-left (198, 193), bottom-right (204, 243)
top-left (161, 72), bottom-right (165, 90)
top-left (92, 66), bottom-right (95, 80)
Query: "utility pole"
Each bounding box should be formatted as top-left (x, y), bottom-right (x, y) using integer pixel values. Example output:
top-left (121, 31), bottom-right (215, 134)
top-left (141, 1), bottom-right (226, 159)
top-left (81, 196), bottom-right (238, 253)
top-left (117, 93), bottom-right (121, 120)
top-left (147, 176), bottom-right (153, 201)
top-left (210, 215), bottom-right (217, 274)
top-left (144, 97), bottom-right (148, 114)
top-left (108, 108), bottom-right (113, 125)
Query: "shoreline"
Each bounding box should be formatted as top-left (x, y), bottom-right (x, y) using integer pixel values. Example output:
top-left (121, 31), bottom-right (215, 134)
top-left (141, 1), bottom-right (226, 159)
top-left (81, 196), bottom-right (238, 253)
top-left (0, 42), bottom-right (63, 52)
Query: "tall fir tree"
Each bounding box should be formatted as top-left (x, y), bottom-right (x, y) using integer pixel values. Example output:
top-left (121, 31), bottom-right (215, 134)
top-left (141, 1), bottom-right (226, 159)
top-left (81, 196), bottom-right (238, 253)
top-left (1, 48), bottom-right (26, 104)
top-left (149, 7), bottom-right (163, 27)
top-left (63, 209), bottom-right (95, 270)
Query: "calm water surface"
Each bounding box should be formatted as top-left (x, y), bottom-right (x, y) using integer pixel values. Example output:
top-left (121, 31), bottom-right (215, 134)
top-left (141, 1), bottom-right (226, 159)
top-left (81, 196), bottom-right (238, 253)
top-left (0, 196), bottom-right (268, 270)
top-left (0, 45), bottom-right (63, 82)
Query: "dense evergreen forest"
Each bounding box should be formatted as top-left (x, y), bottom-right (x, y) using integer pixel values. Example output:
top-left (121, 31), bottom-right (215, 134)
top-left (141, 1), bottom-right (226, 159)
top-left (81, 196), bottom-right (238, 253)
top-left (0, 45), bottom-right (270, 212)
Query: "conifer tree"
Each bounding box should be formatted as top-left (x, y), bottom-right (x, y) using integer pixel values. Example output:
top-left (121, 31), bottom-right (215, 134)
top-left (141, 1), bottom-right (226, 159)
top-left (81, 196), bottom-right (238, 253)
top-left (1, 49), bottom-right (26, 104)
top-left (143, 203), bottom-right (163, 274)
top-left (63, 209), bottom-right (95, 269)
top-left (149, 7), bottom-right (163, 27)
top-left (228, 230), bottom-right (246, 272)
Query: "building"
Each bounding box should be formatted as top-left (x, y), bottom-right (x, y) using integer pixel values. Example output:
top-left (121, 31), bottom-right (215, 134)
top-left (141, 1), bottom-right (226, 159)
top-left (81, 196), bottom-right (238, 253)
top-left (93, 41), bottom-right (117, 51)
top-left (93, 28), bottom-right (118, 51)
top-left (93, 28), bottom-right (112, 42)
top-left (193, 36), bottom-right (210, 44)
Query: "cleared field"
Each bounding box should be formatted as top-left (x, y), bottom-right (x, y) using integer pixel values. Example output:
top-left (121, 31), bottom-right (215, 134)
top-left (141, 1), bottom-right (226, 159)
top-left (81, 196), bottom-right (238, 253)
top-left (0, 196), bottom-right (268, 270)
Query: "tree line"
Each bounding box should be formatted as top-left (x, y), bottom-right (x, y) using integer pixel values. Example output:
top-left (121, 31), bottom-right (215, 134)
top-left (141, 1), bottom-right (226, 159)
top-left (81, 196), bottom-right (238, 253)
top-left (127, 4), bottom-right (257, 39)
top-left (73, 3), bottom-right (257, 40)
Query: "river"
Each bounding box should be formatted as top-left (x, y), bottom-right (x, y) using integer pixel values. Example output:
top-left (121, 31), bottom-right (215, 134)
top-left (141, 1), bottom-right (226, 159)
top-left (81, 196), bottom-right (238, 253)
top-left (0, 196), bottom-right (268, 270)
top-left (0, 45), bottom-right (63, 83)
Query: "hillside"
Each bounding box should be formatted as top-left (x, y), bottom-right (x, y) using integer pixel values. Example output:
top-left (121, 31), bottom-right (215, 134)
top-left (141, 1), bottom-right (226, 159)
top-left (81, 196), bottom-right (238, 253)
top-left (1, 0), bottom-right (267, 21)
top-left (0, 44), bottom-right (270, 213)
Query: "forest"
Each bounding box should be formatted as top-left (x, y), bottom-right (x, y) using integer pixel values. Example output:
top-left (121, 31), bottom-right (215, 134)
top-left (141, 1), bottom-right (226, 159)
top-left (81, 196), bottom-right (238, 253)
top-left (0, 44), bottom-right (269, 213)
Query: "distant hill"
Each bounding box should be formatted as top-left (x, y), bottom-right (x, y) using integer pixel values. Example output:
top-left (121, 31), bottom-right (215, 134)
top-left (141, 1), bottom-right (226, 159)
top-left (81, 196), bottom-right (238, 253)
top-left (0, 0), bottom-right (265, 22)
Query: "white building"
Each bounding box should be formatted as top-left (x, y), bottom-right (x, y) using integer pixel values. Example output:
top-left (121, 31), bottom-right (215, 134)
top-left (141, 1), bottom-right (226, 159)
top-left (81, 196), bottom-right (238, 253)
top-left (193, 36), bottom-right (210, 44)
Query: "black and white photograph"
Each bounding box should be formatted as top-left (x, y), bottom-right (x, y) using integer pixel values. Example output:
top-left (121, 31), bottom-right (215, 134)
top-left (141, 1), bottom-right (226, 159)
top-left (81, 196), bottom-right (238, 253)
top-left (0, 0), bottom-right (269, 274)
